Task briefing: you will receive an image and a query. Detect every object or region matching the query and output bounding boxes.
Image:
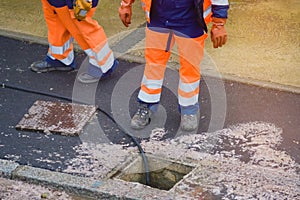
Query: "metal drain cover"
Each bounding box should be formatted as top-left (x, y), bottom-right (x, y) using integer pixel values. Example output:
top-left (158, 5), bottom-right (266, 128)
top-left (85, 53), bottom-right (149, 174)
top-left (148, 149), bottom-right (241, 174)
top-left (16, 100), bottom-right (97, 136)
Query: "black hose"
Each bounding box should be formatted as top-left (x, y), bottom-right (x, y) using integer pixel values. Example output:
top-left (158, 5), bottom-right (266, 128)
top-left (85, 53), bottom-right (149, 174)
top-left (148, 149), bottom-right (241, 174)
top-left (1, 83), bottom-right (150, 185)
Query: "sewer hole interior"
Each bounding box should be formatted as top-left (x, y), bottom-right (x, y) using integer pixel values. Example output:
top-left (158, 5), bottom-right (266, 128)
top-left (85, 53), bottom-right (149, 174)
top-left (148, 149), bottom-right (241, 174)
top-left (113, 156), bottom-right (194, 191)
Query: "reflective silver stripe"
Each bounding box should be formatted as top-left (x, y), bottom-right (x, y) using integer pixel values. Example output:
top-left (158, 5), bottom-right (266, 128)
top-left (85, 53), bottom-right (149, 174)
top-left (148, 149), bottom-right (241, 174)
top-left (88, 52), bottom-right (114, 73)
top-left (179, 79), bottom-right (200, 93)
top-left (60, 50), bottom-right (74, 65)
top-left (138, 90), bottom-right (161, 103)
top-left (49, 37), bottom-right (73, 55)
top-left (84, 43), bottom-right (114, 72)
top-left (85, 43), bottom-right (111, 62)
top-left (178, 94), bottom-right (199, 106)
top-left (203, 6), bottom-right (212, 18)
top-left (95, 43), bottom-right (111, 63)
top-left (145, 11), bottom-right (150, 19)
top-left (47, 53), bottom-right (56, 60)
top-left (99, 53), bottom-right (114, 73)
top-left (84, 48), bottom-right (94, 57)
top-left (141, 75), bottom-right (163, 89)
top-left (47, 49), bottom-right (74, 66)
top-left (211, 0), bottom-right (229, 6)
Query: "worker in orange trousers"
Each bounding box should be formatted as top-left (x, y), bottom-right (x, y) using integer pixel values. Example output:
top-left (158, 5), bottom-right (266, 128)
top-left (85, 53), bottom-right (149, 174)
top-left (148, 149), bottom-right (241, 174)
top-left (119, 0), bottom-right (229, 131)
top-left (31, 0), bottom-right (118, 84)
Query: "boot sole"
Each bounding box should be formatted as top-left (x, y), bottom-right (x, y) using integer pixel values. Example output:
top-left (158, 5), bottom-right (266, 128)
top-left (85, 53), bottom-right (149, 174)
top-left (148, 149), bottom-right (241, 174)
top-left (77, 76), bottom-right (100, 84)
top-left (31, 66), bottom-right (73, 73)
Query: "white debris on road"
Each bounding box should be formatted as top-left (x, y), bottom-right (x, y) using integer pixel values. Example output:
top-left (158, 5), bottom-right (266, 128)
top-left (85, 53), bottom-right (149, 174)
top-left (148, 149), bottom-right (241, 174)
top-left (64, 142), bottom-right (135, 179)
top-left (63, 121), bottom-right (300, 199)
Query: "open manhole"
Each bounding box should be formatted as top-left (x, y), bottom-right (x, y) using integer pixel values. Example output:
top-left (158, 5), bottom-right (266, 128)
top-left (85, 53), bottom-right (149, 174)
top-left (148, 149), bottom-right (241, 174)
top-left (16, 100), bottom-right (97, 136)
top-left (112, 155), bottom-right (195, 191)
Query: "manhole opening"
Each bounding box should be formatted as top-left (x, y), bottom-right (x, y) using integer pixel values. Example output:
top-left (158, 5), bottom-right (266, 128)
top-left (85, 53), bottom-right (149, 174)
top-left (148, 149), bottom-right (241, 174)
top-left (112, 155), bottom-right (194, 191)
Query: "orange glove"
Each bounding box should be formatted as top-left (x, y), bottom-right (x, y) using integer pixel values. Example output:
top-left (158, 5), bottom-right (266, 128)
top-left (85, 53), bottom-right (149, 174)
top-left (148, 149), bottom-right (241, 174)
top-left (210, 18), bottom-right (227, 48)
top-left (118, 0), bottom-right (135, 27)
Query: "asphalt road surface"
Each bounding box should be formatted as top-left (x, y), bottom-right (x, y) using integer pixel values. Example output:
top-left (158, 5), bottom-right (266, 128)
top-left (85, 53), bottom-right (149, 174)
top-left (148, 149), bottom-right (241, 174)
top-left (0, 35), bottom-right (299, 173)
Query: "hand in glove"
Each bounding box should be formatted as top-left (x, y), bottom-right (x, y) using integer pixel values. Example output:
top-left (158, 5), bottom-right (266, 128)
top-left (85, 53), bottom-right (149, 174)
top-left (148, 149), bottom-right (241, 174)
top-left (119, 0), bottom-right (135, 27)
top-left (73, 0), bottom-right (92, 21)
top-left (211, 18), bottom-right (227, 48)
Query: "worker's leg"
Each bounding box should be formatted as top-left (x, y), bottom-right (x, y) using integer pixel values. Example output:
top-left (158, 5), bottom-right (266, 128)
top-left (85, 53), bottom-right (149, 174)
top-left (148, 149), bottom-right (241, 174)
top-left (175, 33), bottom-right (207, 131)
top-left (71, 8), bottom-right (115, 74)
top-left (131, 27), bottom-right (174, 129)
top-left (52, 4), bottom-right (117, 83)
top-left (54, 5), bottom-right (117, 82)
top-left (31, 0), bottom-right (78, 72)
top-left (138, 27), bottom-right (174, 105)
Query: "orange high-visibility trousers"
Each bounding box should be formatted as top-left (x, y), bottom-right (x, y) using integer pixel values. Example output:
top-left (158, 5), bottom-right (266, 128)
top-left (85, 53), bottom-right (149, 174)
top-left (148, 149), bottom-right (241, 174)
top-left (41, 0), bottom-right (114, 72)
top-left (138, 27), bottom-right (207, 108)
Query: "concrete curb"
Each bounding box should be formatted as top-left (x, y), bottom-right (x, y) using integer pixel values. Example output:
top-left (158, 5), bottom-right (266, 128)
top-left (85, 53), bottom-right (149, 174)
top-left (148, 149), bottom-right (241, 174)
top-left (0, 29), bottom-right (49, 47)
top-left (0, 159), bottom-right (173, 200)
top-left (0, 159), bottom-right (19, 178)
top-left (1, 28), bottom-right (299, 94)
top-left (201, 70), bottom-right (300, 95)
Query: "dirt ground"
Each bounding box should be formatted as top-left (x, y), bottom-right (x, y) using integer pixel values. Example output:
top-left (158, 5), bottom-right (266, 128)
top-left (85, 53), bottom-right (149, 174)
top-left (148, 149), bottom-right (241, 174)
top-left (208, 0), bottom-right (300, 88)
top-left (0, 0), bottom-right (299, 88)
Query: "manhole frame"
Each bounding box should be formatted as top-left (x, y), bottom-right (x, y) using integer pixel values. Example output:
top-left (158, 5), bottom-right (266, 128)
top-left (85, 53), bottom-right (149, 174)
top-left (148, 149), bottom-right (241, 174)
top-left (109, 154), bottom-right (197, 191)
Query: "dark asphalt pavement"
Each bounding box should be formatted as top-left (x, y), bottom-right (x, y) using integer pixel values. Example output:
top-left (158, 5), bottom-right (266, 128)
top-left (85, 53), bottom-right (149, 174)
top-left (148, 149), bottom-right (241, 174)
top-left (0, 35), bottom-right (299, 172)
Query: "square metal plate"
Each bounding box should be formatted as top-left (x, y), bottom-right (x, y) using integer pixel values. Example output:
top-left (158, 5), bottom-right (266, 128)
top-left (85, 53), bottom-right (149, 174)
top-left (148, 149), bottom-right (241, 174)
top-left (16, 100), bottom-right (97, 136)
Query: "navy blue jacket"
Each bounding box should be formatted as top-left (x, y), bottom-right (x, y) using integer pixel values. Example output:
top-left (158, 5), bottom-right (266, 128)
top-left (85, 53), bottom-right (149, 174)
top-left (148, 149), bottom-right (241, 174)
top-left (47, 0), bottom-right (98, 8)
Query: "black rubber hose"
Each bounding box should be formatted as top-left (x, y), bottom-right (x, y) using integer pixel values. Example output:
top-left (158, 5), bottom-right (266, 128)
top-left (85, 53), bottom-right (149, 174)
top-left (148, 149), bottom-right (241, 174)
top-left (1, 83), bottom-right (150, 185)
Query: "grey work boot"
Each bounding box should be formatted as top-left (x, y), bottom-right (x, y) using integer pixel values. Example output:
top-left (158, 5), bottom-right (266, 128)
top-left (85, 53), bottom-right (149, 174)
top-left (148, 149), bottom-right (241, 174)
top-left (77, 73), bottom-right (100, 84)
top-left (180, 113), bottom-right (199, 132)
top-left (131, 104), bottom-right (152, 130)
top-left (77, 59), bottom-right (119, 84)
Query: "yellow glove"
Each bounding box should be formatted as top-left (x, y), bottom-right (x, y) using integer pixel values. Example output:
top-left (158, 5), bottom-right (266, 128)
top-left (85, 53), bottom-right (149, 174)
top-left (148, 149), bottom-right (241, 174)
top-left (73, 0), bottom-right (92, 21)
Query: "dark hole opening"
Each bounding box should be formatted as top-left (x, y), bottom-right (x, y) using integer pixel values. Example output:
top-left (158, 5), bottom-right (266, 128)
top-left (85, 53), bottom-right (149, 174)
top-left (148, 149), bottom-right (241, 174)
top-left (112, 156), bottom-right (194, 191)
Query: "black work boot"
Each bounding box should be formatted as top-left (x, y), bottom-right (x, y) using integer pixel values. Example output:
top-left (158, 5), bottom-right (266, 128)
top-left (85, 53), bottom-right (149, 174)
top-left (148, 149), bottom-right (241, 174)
top-left (30, 60), bottom-right (73, 73)
top-left (30, 56), bottom-right (75, 73)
